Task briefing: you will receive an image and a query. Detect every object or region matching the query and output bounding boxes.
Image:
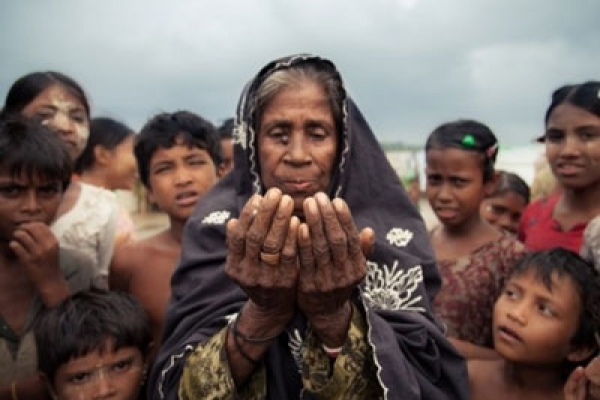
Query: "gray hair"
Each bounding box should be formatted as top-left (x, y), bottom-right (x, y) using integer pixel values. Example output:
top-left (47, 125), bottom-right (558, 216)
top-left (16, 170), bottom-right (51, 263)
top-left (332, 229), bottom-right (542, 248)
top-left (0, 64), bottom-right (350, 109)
top-left (252, 62), bottom-right (344, 134)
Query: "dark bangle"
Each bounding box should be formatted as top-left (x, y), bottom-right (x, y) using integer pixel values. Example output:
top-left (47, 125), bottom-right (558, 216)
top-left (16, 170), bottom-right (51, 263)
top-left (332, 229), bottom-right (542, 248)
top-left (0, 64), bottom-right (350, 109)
top-left (231, 326), bottom-right (260, 366)
top-left (232, 308), bottom-right (279, 343)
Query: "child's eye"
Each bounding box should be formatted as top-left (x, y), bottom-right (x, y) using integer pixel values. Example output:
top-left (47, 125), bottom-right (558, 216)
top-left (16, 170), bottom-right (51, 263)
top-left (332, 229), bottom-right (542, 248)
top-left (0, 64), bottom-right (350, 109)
top-left (153, 165), bottom-right (172, 175)
top-left (490, 205), bottom-right (507, 215)
top-left (426, 174), bottom-right (442, 185)
top-left (70, 111), bottom-right (87, 124)
top-left (578, 129), bottom-right (600, 141)
top-left (545, 130), bottom-right (564, 143)
top-left (111, 359), bottom-right (133, 373)
top-left (69, 372), bottom-right (92, 384)
top-left (189, 159), bottom-right (207, 167)
top-left (503, 287), bottom-right (519, 300)
top-left (450, 177), bottom-right (469, 187)
top-left (38, 184), bottom-right (61, 197)
top-left (0, 184), bottom-right (24, 197)
top-left (537, 303), bottom-right (555, 317)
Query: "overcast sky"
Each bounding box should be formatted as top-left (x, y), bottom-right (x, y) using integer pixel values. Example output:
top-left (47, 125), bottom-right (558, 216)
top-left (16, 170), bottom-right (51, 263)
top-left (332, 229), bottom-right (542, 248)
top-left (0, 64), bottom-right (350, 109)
top-left (1, 0), bottom-right (599, 147)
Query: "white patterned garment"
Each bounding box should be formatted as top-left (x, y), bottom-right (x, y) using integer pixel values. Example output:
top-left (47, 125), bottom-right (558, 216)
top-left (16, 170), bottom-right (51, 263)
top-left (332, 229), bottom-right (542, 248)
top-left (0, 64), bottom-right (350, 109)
top-left (51, 182), bottom-right (119, 279)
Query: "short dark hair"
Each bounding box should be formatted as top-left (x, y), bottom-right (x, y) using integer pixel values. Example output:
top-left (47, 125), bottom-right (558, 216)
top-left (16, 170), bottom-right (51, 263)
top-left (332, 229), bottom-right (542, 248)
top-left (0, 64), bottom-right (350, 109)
top-left (544, 81), bottom-right (600, 125)
top-left (217, 118), bottom-right (234, 140)
top-left (1, 71), bottom-right (90, 119)
top-left (0, 118), bottom-right (72, 190)
top-left (34, 288), bottom-right (152, 383)
top-left (491, 170), bottom-right (530, 204)
top-left (425, 119), bottom-right (499, 182)
top-left (509, 248), bottom-right (600, 353)
top-left (135, 111), bottom-right (221, 187)
top-left (75, 117), bottom-right (134, 173)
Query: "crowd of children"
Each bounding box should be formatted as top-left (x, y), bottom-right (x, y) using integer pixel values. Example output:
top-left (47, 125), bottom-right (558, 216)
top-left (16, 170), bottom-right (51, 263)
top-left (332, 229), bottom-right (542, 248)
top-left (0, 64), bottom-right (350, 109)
top-left (0, 65), bottom-right (598, 399)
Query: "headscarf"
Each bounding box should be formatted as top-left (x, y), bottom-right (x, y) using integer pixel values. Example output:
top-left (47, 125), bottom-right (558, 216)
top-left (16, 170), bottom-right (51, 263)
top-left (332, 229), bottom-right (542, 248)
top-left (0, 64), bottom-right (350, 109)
top-left (148, 54), bottom-right (469, 400)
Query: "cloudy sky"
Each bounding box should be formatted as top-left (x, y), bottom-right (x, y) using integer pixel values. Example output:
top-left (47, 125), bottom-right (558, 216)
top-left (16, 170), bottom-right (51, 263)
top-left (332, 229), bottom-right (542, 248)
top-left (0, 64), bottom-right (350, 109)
top-left (1, 0), bottom-right (599, 147)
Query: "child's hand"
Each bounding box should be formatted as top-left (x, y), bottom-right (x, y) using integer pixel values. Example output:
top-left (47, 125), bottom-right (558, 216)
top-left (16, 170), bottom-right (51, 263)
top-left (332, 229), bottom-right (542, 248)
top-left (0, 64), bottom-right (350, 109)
top-left (9, 222), bottom-right (69, 306)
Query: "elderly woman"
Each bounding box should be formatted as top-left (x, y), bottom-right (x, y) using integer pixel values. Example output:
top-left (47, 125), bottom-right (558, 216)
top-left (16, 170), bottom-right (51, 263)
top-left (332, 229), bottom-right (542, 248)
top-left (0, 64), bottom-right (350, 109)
top-left (148, 55), bottom-right (469, 399)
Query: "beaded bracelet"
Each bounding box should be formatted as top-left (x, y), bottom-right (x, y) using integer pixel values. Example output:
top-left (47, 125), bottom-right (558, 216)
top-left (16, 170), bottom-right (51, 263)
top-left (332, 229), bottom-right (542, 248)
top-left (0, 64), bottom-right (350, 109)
top-left (232, 308), bottom-right (279, 343)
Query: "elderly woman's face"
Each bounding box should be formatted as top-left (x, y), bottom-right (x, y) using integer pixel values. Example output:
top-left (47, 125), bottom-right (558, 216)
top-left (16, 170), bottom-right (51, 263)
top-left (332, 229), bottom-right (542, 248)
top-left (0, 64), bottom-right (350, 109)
top-left (257, 81), bottom-right (338, 216)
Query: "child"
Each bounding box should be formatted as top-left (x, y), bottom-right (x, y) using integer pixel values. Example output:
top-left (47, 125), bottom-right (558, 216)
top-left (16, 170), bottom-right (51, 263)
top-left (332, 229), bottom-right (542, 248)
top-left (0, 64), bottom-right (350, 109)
top-left (76, 117), bottom-right (138, 247)
top-left (425, 119), bottom-right (525, 358)
top-left (0, 119), bottom-right (94, 399)
top-left (110, 111), bottom-right (222, 351)
top-left (2, 71), bottom-right (120, 283)
top-left (480, 170), bottom-right (530, 235)
top-left (519, 81), bottom-right (600, 252)
top-left (217, 117), bottom-right (235, 176)
top-left (469, 248), bottom-right (600, 400)
top-left (34, 288), bottom-right (152, 400)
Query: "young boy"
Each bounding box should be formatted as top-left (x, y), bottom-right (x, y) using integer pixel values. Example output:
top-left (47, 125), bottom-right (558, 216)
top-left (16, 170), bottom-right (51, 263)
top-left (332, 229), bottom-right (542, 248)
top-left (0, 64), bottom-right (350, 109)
top-left (110, 111), bottom-right (223, 352)
top-left (34, 288), bottom-right (152, 400)
top-left (217, 117), bottom-right (234, 175)
top-left (0, 119), bottom-right (94, 399)
top-left (469, 248), bottom-right (600, 400)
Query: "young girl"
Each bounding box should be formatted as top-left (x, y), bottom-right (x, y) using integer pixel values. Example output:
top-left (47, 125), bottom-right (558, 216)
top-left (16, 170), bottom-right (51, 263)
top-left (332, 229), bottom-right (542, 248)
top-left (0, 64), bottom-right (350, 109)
top-left (76, 117), bottom-right (138, 246)
top-left (519, 81), bottom-right (600, 253)
top-left (2, 71), bottom-right (120, 284)
top-left (470, 249), bottom-right (600, 400)
top-left (480, 170), bottom-right (530, 235)
top-left (426, 119), bottom-right (525, 359)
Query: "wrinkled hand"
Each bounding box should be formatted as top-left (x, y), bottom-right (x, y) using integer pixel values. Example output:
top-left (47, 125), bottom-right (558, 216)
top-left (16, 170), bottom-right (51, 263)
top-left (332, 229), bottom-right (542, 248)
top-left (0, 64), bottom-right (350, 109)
top-left (297, 192), bottom-right (373, 346)
top-left (9, 222), bottom-right (69, 306)
top-left (564, 356), bottom-right (600, 400)
top-left (226, 188), bottom-right (299, 330)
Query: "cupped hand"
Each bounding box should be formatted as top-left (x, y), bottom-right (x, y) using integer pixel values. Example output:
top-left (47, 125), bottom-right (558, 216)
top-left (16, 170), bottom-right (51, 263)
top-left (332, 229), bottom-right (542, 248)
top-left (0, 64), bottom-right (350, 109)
top-left (225, 188), bottom-right (299, 330)
top-left (297, 192), bottom-right (373, 346)
top-left (9, 222), bottom-right (69, 306)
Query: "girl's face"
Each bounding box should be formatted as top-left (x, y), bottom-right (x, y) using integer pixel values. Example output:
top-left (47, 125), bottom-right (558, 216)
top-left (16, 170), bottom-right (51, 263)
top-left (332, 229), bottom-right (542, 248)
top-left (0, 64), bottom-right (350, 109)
top-left (21, 84), bottom-right (90, 162)
top-left (104, 135), bottom-right (138, 191)
top-left (426, 147), bottom-right (493, 229)
top-left (480, 191), bottom-right (528, 235)
top-left (545, 103), bottom-right (600, 190)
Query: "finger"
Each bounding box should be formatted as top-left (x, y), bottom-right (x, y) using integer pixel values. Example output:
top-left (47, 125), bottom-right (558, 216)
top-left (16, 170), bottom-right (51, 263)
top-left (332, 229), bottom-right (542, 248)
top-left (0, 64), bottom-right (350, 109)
top-left (564, 367), bottom-right (587, 400)
top-left (246, 188), bottom-right (282, 259)
top-left (279, 216), bottom-right (299, 282)
top-left (315, 193), bottom-right (347, 269)
top-left (226, 219), bottom-right (244, 277)
top-left (261, 194), bottom-right (294, 256)
top-left (19, 222), bottom-right (58, 250)
top-left (333, 199), bottom-right (366, 273)
top-left (227, 195), bottom-right (262, 256)
top-left (11, 228), bottom-right (38, 255)
top-left (303, 197), bottom-right (332, 277)
top-left (359, 227), bottom-right (375, 257)
top-left (298, 222), bottom-right (316, 290)
top-left (9, 240), bottom-right (30, 263)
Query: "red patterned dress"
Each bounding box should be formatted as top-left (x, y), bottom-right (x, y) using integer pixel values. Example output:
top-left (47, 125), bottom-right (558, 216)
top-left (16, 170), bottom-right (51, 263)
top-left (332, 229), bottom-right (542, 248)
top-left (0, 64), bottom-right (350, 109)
top-left (433, 233), bottom-right (525, 347)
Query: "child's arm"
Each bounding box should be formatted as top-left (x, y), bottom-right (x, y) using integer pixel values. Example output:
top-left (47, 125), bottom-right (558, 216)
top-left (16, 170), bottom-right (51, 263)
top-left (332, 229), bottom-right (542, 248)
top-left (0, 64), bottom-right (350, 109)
top-left (109, 243), bottom-right (135, 291)
top-left (9, 222), bottom-right (70, 307)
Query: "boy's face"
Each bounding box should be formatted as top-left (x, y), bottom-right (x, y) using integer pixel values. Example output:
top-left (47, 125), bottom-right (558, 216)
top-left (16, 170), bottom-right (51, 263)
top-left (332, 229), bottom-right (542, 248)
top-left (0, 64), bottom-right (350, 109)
top-left (52, 344), bottom-right (145, 400)
top-left (493, 267), bottom-right (582, 365)
top-left (147, 139), bottom-right (219, 222)
top-left (0, 168), bottom-right (63, 243)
